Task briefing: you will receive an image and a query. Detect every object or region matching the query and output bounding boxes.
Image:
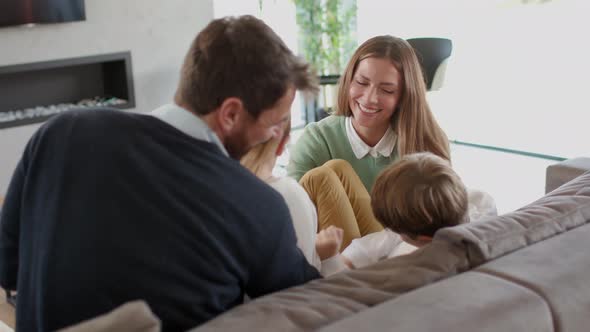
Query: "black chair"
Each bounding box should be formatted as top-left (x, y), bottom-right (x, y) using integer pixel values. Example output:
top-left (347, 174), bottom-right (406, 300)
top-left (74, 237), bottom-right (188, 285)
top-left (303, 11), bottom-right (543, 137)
top-left (306, 38), bottom-right (453, 123)
top-left (406, 37), bottom-right (453, 91)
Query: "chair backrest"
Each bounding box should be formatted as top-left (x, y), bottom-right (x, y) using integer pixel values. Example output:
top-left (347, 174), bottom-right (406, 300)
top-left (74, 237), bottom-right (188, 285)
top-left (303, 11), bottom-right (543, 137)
top-left (406, 38), bottom-right (453, 91)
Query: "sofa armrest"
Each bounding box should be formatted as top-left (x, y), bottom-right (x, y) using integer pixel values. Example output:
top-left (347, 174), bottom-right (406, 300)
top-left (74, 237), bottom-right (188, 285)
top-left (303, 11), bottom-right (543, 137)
top-left (546, 157), bottom-right (590, 193)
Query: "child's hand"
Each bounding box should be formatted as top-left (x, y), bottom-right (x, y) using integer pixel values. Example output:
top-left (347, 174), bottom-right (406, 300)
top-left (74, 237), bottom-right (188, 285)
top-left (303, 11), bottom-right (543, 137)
top-left (315, 226), bottom-right (344, 260)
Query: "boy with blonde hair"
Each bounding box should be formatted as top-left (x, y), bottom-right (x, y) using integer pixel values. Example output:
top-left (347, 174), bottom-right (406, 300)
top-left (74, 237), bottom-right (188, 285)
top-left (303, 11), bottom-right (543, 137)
top-left (317, 152), bottom-right (495, 269)
top-left (371, 152), bottom-right (469, 247)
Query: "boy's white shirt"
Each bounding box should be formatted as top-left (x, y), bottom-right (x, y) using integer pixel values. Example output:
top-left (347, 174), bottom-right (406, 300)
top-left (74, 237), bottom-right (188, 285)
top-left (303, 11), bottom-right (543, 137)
top-left (318, 253), bottom-right (349, 275)
top-left (342, 229), bottom-right (410, 269)
top-left (318, 230), bottom-right (409, 275)
top-left (334, 188), bottom-right (498, 271)
top-left (466, 188), bottom-right (498, 221)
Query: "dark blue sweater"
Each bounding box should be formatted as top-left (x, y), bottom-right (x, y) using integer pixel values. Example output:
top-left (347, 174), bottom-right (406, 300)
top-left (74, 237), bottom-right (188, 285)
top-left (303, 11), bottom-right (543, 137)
top-left (0, 109), bottom-right (320, 331)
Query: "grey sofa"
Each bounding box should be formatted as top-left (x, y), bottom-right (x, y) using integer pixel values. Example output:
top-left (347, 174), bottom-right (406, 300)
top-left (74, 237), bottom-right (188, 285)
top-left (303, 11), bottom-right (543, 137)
top-left (192, 157), bottom-right (590, 332)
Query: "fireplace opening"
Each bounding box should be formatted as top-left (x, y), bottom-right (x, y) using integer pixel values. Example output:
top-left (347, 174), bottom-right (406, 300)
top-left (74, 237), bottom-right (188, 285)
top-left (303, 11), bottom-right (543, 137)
top-left (0, 52), bottom-right (135, 129)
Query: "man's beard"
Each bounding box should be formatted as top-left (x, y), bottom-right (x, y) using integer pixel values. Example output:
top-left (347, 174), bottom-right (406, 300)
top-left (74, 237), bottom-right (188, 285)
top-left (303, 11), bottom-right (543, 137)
top-left (224, 129), bottom-right (252, 160)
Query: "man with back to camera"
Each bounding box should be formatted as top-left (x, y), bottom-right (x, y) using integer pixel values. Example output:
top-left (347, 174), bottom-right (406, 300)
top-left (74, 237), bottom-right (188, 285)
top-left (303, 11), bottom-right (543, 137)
top-left (0, 15), bottom-right (320, 331)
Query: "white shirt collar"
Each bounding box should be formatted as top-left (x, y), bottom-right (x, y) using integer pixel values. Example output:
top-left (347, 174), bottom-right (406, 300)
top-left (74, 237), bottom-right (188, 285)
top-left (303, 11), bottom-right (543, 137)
top-left (150, 104), bottom-right (229, 156)
top-left (345, 116), bottom-right (396, 159)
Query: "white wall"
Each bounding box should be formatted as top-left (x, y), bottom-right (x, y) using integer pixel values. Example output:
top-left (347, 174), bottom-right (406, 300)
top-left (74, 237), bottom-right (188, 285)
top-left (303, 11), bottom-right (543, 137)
top-left (0, 0), bottom-right (214, 194)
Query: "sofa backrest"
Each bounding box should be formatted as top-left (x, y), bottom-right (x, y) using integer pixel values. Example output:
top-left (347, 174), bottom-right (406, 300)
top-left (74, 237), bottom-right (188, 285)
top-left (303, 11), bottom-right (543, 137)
top-left (192, 237), bottom-right (471, 331)
top-left (435, 170), bottom-right (590, 267)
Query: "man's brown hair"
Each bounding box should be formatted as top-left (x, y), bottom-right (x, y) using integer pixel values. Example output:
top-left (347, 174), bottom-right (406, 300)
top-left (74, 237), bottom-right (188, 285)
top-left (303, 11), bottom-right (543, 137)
top-left (371, 152), bottom-right (468, 237)
top-left (175, 15), bottom-right (318, 118)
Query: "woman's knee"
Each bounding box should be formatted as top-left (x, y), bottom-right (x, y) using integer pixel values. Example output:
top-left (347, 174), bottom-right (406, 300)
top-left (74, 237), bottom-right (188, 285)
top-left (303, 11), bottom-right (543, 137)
top-left (300, 164), bottom-right (340, 193)
top-left (324, 159), bottom-right (357, 178)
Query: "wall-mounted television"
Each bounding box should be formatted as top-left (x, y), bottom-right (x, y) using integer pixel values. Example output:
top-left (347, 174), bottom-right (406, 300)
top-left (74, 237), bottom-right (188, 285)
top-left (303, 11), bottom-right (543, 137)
top-left (0, 0), bottom-right (86, 28)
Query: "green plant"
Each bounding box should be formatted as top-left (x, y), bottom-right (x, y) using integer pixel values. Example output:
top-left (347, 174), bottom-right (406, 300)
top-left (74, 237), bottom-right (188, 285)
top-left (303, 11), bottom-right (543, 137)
top-left (292, 0), bottom-right (357, 76)
top-left (292, 0), bottom-right (356, 113)
top-left (256, 0), bottom-right (356, 117)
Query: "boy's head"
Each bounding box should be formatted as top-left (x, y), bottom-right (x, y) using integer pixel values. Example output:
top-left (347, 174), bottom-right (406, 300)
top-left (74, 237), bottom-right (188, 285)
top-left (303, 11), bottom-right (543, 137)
top-left (371, 152), bottom-right (468, 246)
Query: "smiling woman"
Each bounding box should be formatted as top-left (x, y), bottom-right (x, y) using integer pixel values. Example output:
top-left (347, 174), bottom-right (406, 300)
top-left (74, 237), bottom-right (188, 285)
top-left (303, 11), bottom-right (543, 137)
top-left (288, 35), bottom-right (449, 189)
top-left (348, 57), bottom-right (401, 146)
top-left (286, 35), bottom-right (450, 249)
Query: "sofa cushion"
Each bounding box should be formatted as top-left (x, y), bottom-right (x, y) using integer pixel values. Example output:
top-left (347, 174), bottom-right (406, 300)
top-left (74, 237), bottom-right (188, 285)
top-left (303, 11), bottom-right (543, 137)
top-left (434, 171), bottom-right (590, 267)
top-left (475, 223), bottom-right (590, 332)
top-left (192, 239), bottom-right (470, 332)
top-left (57, 301), bottom-right (160, 332)
top-left (318, 271), bottom-right (553, 332)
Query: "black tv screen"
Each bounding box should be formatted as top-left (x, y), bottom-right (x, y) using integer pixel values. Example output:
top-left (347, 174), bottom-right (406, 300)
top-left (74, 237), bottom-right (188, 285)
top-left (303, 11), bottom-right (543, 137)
top-left (0, 0), bottom-right (86, 28)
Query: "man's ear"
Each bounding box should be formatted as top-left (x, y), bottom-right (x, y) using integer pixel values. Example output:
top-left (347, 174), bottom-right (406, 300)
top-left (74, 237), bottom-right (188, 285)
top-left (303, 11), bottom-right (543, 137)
top-left (216, 97), bottom-right (247, 134)
top-left (275, 134), bottom-right (290, 156)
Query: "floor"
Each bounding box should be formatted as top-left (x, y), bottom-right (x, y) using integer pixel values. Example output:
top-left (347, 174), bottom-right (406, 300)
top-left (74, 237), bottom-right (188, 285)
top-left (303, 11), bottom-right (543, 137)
top-left (449, 143), bottom-right (556, 214)
top-left (279, 128), bottom-right (558, 215)
top-left (0, 288), bottom-right (14, 331)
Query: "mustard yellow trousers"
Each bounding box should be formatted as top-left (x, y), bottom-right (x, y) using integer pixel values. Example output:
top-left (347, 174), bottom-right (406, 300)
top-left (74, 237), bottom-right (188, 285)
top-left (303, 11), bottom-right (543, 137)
top-left (299, 159), bottom-right (383, 250)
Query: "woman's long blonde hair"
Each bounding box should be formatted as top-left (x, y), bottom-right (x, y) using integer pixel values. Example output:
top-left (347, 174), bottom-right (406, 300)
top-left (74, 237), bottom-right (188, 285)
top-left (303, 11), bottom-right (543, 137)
top-left (241, 117), bottom-right (292, 178)
top-left (335, 35), bottom-right (450, 161)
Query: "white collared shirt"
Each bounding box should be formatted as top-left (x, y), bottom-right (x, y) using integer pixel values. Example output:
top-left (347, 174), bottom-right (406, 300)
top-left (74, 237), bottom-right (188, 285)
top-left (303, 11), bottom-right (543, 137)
top-left (345, 117), bottom-right (396, 159)
top-left (150, 104), bottom-right (229, 156)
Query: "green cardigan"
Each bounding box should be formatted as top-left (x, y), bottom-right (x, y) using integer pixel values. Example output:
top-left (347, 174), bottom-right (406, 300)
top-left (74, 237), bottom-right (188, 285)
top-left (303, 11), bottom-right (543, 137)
top-left (287, 116), bottom-right (398, 192)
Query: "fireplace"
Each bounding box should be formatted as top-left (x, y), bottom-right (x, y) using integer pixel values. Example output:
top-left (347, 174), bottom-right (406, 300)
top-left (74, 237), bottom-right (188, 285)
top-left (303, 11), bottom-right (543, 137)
top-left (0, 51), bottom-right (135, 129)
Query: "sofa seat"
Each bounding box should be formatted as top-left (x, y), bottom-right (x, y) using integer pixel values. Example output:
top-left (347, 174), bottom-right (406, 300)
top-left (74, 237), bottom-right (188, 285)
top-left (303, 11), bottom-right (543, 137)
top-left (319, 271), bottom-right (553, 332)
top-left (476, 223), bottom-right (590, 332)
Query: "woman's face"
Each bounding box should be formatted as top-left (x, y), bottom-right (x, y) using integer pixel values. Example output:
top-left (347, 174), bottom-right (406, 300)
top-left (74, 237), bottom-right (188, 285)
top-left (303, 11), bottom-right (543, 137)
top-left (348, 57), bottom-right (402, 134)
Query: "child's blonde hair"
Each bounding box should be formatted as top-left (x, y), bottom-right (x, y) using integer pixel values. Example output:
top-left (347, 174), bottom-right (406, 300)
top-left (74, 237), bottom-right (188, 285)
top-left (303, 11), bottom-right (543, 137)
top-left (241, 117), bottom-right (291, 178)
top-left (371, 152), bottom-right (468, 238)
